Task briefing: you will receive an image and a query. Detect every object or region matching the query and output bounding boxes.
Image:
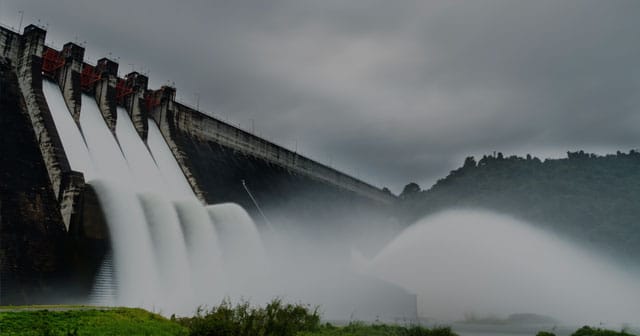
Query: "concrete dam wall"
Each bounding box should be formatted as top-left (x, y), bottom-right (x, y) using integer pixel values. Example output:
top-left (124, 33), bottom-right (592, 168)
top-left (0, 23), bottom-right (404, 308)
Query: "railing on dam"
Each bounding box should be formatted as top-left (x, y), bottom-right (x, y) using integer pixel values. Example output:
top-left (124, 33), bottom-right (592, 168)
top-left (171, 102), bottom-right (397, 205)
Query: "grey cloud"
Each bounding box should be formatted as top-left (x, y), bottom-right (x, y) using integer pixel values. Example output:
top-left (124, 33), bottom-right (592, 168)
top-left (2, 0), bottom-right (639, 193)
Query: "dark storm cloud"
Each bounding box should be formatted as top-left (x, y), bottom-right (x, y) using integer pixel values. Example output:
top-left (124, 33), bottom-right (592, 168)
top-left (2, 0), bottom-right (639, 192)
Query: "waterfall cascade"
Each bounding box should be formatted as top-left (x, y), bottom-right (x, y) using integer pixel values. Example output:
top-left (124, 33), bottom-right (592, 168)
top-left (43, 81), bottom-right (264, 315)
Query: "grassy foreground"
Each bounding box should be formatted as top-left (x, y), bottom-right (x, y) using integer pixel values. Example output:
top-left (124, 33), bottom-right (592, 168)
top-left (0, 302), bottom-right (636, 336)
top-left (0, 301), bottom-right (453, 336)
top-left (0, 306), bottom-right (188, 335)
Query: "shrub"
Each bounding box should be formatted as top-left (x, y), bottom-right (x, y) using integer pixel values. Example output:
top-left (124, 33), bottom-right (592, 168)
top-left (571, 326), bottom-right (636, 336)
top-left (175, 299), bottom-right (320, 336)
top-left (536, 332), bottom-right (556, 336)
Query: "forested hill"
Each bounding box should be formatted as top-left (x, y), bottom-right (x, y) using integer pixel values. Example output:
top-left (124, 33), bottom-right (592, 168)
top-left (397, 150), bottom-right (640, 264)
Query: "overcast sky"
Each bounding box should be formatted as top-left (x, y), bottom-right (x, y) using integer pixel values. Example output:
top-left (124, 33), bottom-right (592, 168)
top-left (2, 1), bottom-right (639, 193)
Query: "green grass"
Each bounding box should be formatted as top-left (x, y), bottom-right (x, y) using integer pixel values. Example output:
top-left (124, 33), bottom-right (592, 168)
top-left (2, 303), bottom-right (634, 336)
top-left (0, 302), bottom-right (456, 336)
top-left (0, 307), bottom-right (188, 336)
top-left (0, 305), bottom-right (108, 310)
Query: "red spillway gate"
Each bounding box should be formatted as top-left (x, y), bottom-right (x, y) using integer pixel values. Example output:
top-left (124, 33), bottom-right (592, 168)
top-left (80, 64), bottom-right (101, 90)
top-left (41, 47), bottom-right (65, 77)
top-left (115, 78), bottom-right (134, 103)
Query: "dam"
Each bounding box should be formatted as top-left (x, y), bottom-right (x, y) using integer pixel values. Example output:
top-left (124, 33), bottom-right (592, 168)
top-left (0, 23), bottom-right (414, 320)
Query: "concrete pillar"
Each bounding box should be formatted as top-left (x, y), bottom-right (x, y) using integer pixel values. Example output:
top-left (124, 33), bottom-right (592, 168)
top-left (123, 72), bottom-right (149, 140)
top-left (94, 58), bottom-right (118, 131)
top-left (21, 25), bottom-right (45, 59)
top-left (150, 86), bottom-right (207, 202)
top-left (15, 26), bottom-right (87, 230)
top-left (58, 42), bottom-right (84, 122)
top-left (157, 85), bottom-right (176, 126)
top-left (59, 171), bottom-right (85, 231)
top-left (16, 25), bottom-right (67, 197)
top-left (147, 85), bottom-right (175, 127)
top-left (0, 27), bottom-right (21, 62)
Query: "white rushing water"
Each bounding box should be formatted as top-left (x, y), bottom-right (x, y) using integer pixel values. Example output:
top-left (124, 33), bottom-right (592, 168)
top-left (147, 121), bottom-right (195, 201)
top-left (42, 81), bottom-right (96, 177)
top-left (90, 179), bottom-right (160, 307)
top-left (138, 193), bottom-right (194, 312)
top-left (175, 200), bottom-right (226, 305)
top-left (78, 94), bottom-right (132, 185)
top-left (88, 251), bottom-right (117, 306)
top-left (207, 203), bottom-right (267, 275)
top-left (115, 107), bottom-right (167, 194)
top-left (207, 203), bottom-right (268, 298)
top-left (367, 209), bottom-right (640, 326)
top-left (76, 94), bottom-right (161, 306)
top-left (42, 81), bottom-right (266, 315)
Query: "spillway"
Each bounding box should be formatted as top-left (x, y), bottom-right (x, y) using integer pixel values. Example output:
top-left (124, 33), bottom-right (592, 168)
top-left (41, 80), bottom-right (265, 315)
top-left (115, 107), bottom-right (167, 194)
top-left (78, 94), bottom-right (132, 185)
top-left (42, 80), bottom-right (95, 177)
top-left (90, 179), bottom-right (160, 307)
top-left (147, 121), bottom-right (195, 201)
top-left (138, 193), bottom-right (194, 311)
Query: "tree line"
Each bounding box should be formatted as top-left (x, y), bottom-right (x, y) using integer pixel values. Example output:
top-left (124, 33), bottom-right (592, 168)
top-left (397, 150), bottom-right (640, 265)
